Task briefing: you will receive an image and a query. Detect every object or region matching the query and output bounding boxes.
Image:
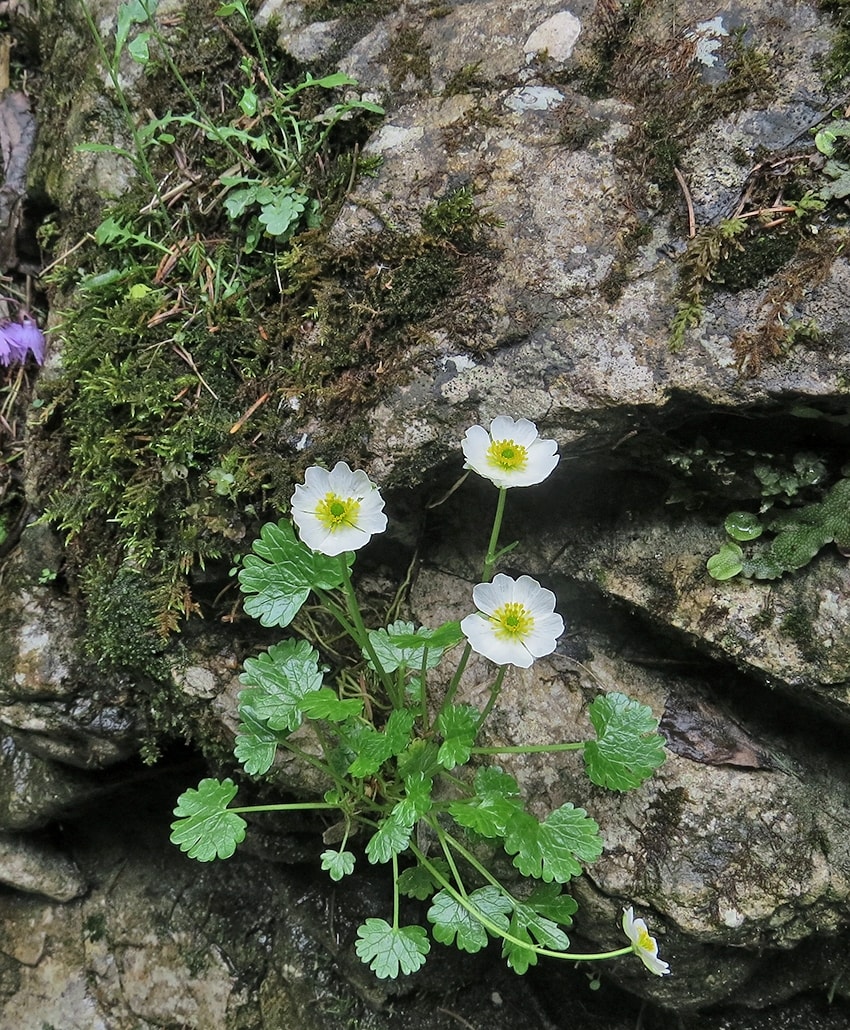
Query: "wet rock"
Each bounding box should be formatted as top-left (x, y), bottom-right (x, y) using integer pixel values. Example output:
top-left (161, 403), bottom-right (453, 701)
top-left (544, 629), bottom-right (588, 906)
top-left (558, 506), bottom-right (850, 721)
top-left (0, 526), bottom-right (140, 780)
top-left (0, 734), bottom-right (105, 830)
top-left (409, 559), bottom-right (850, 1009)
top-left (319, 0), bottom-right (850, 482)
top-left (11, 0), bottom-right (850, 1020)
top-left (0, 830), bottom-right (87, 901)
top-left (0, 525), bottom-right (78, 701)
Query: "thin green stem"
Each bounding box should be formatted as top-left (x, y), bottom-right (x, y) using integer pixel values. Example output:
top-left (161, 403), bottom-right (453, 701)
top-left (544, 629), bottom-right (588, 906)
top-left (433, 823), bottom-right (470, 900)
top-left (409, 841), bottom-right (635, 965)
top-left (477, 665), bottom-right (506, 730)
top-left (78, 0), bottom-right (163, 208)
top-left (418, 648), bottom-right (429, 730)
top-left (436, 828), bottom-right (506, 894)
top-left (231, 801), bottom-right (339, 814)
top-left (481, 487), bottom-right (507, 582)
top-left (312, 586), bottom-right (359, 640)
top-left (392, 852), bottom-right (400, 930)
top-left (471, 742), bottom-right (584, 755)
top-left (337, 557), bottom-right (398, 704)
top-left (440, 641), bottom-right (471, 713)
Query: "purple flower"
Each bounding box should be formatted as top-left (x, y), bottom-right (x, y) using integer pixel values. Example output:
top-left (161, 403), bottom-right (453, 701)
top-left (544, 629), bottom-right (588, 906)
top-left (0, 313), bottom-right (46, 366)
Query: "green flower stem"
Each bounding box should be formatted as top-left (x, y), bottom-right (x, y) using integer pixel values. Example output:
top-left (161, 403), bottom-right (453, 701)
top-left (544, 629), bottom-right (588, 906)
top-left (312, 587), bottom-right (360, 641)
top-left (331, 561), bottom-right (398, 704)
top-left (78, 1), bottom-right (163, 212)
top-left (392, 852), bottom-right (400, 930)
top-left (418, 650), bottom-right (429, 730)
top-left (482, 487), bottom-right (508, 582)
top-left (231, 801), bottom-right (339, 814)
top-left (477, 665), bottom-right (507, 730)
top-left (440, 641), bottom-right (472, 713)
top-left (471, 742), bottom-right (584, 755)
top-left (437, 827), bottom-right (558, 925)
top-left (433, 823), bottom-right (470, 900)
top-left (409, 841), bottom-right (634, 965)
top-left (436, 827), bottom-right (511, 895)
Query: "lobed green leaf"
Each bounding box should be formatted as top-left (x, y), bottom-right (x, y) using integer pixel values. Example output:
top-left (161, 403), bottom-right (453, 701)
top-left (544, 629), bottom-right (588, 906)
top-left (584, 692), bottom-right (666, 791)
top-left (448, 767), bottom-right (524, 838)
top-left (239, 638), bottom-right (323, 733)
top-left (320, 849), bottom-right (356, 882)
top-left (366, 620), bottom-right (460, 674)
top-left (427, 886), bottom-right (511, 953)
top-left (233, 706), bottom-right (280, 775)
top-left (354, 919), bottom-right (430, 978)
top-left (170, 777), bottom-right (246, 862)
top-left (436, 704), bottom-right (479, 770)
top-left (393, 772), bottom-right (434, 827)
top-left (397, 859), bottom-right (450, 900)
top-left (346, 710), bottom-right (415, 777)
top-left (298, 687), bottom-right (364, 722)
top-left (366, 808), bottom-right (414, 864)
top-left (504, 803), bottom-right (602, 883)
top-left (237, 520), bottom-right (351, 628)
top-left (501, 918), bottom-right (537, 974)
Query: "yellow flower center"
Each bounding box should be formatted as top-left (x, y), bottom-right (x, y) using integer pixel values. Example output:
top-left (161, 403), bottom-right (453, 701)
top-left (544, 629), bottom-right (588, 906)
top-left (491, 602), bottom-right (534, 640)
top-left (486, 437), bottom-right (528, 473)
top-left (315, 492), bottom-right (360, 532)
top-left (636, 927), bottom-right (654, 953)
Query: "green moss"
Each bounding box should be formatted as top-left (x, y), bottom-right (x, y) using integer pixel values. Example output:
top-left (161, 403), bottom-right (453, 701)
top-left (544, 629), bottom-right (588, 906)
top-left (712, 226), bottom-right (801, 291)
top-left (80, 559), bottom-right (168, 675)
top-left (420, 184), bottom-right (501, 248)
top-left (574, 0), bottom-right (647, 100)
top-left (708, 477), bottom-right (850, 581)
top-left (443, 61), bottom-right (487, 97)
top-left (384, 25), bottom-right (431, 89)
top-left (779, 603), bottom-right (818, 660)
top-left (83, 913), bottom-right (107, 942)
top-left (819, 0), bottom-right (850, 85)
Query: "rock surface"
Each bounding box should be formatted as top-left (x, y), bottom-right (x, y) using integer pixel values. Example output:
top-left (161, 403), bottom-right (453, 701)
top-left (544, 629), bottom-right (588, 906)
top-left (2, 0), bottom-right (850, 1024)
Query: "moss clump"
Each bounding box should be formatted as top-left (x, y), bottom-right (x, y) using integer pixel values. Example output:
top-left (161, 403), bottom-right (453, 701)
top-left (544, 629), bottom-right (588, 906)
top-left (80, 559), bottom-right (169, 675)
top-left (712, 226), bottom-right (801, 291)
top-left (818, 0), bottom-right (850, 85)
top-left (707, 477), bottom-right (850, 581)
top-left (384, 25), bottom-right (431, 89)
top-left (779, 603), bottom-right (818, 656)
top-left (420, 184), bottom-right (502, 249)
top-left (443, 61), bottom-right (487, 97)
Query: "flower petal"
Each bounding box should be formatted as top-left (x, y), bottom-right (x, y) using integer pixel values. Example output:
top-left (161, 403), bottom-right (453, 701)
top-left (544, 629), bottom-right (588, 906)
top-left (290, 463), bottom-right (386, 555)
top-left (622, 907), bottom-right (670, 976)
top-left (461, 416), bottom-right (559, 488)
top-left (463, 574), bottom-right (563, 667)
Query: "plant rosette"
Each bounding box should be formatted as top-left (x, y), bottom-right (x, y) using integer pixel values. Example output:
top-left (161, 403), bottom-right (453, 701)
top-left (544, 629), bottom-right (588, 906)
top-left (171, 416), bottom-right (669, 981)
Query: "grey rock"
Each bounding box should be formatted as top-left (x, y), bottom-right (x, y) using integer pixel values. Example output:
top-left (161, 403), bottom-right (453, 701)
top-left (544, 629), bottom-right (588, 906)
top-left (410, 559), bottom-right (850, 1009)
top-left (0, 734), bottom-right (104, 830)
top-left (0, 831), bottom-right (87, 901)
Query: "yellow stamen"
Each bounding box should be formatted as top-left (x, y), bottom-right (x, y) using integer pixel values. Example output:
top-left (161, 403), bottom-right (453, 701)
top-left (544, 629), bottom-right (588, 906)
top-left (486, 437), bottom-right (528, 473)
top-left (315, 492), bottom-right (360, 532)
top-left (636, 927), bottom-right (654, 953)
top-left (490, 601), bottom-right (534, 640)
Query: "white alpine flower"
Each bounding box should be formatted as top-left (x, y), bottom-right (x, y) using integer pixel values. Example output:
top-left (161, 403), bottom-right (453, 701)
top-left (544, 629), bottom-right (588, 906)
top-left (460, 573), bottom-right (564, 668)
top-left (291, 462), bottom-right (387, 556)
top-left (622, 907), bottom-right (670, 976)
top-left (461, 416), bottom-right (559, 489)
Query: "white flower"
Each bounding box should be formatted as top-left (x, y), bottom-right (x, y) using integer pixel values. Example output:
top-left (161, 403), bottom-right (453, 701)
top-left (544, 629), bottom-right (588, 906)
top-left (460, 573), bottom-right (564, 668)
top-left (461, 416), bottom-right (559, 489)
top-left (291, 462), bottom-right (387, 556)
top-left (622, 907), bottom-right (670, 976)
